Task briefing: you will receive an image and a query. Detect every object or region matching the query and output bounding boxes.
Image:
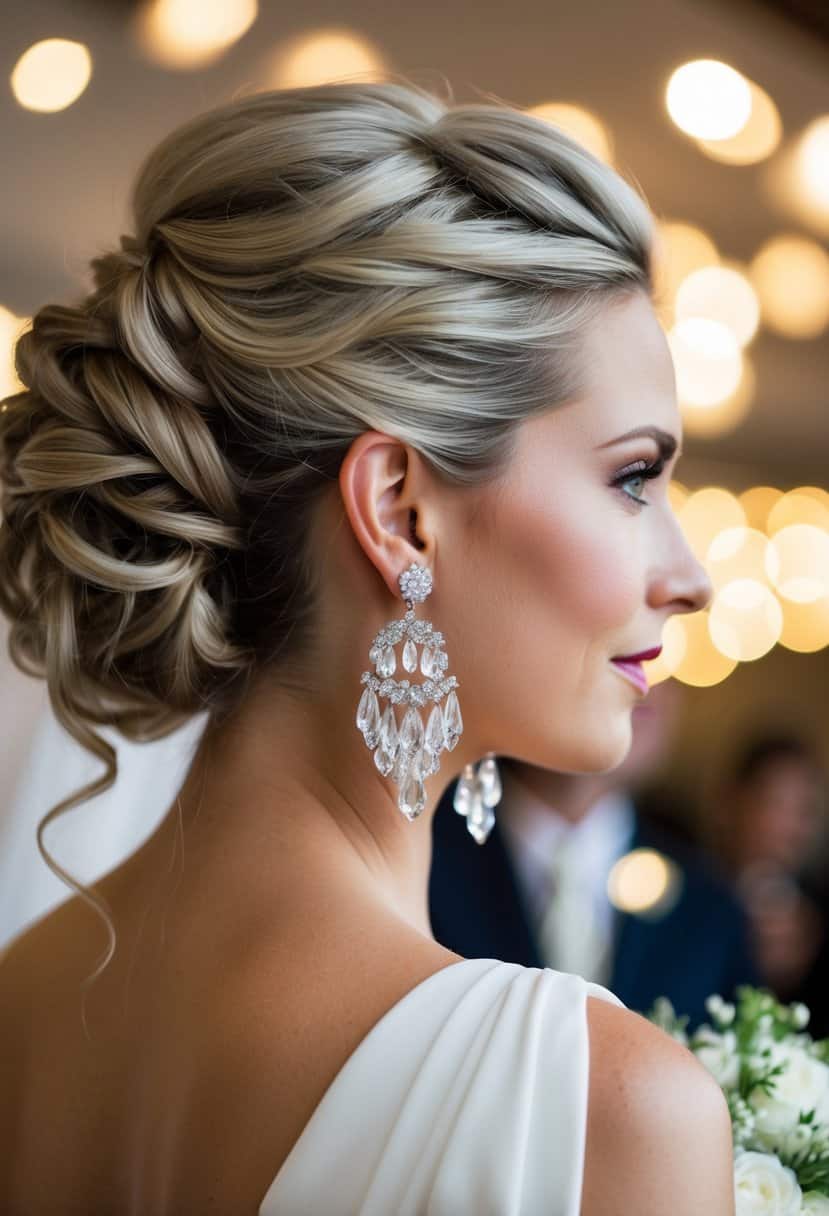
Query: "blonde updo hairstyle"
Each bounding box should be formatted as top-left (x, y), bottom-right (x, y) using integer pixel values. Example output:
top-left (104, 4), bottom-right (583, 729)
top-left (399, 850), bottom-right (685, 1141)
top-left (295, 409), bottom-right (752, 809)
top-left (0, 78), bottom-right (655, 988)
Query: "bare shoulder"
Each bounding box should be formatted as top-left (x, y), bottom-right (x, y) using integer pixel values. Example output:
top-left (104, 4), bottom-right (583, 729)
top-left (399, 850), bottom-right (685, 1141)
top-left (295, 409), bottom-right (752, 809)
top-left (581, 996), bottom-right (735, 1216)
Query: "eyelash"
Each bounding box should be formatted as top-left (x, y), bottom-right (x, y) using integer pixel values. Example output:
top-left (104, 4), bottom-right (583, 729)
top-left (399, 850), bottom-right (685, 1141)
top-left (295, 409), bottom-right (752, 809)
top-left (611, 458), bottom-right (666, 508)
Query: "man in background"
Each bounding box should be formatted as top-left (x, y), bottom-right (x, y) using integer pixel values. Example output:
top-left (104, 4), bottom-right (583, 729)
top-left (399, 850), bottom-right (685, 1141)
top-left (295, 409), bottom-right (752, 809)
top-left (429, 678), bottom-right (763, 1032)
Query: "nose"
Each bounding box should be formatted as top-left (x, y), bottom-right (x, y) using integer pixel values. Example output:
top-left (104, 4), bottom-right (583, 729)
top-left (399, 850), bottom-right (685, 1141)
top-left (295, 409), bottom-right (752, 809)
top-left (648, 513), bottom-right (713, 615)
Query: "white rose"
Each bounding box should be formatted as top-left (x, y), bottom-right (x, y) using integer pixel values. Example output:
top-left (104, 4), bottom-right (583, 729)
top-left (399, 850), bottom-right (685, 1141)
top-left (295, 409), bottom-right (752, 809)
top-left (734, 1150), bottom-right (802, 1216)
top-left (695, 1027), bottom-right (740, 1089)
top-left (750, 1043), bottom-right (829, 1151)
top-left (801, 1193), bottom-right (829, 1215)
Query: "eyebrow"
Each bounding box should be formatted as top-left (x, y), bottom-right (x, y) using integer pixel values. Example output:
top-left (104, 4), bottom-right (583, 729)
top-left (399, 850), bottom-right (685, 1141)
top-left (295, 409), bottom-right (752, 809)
top-left (595, 426), bottom-right (681, 461)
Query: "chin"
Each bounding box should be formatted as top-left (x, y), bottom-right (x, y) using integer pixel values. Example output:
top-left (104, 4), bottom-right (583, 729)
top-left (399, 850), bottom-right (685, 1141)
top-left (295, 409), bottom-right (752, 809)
top-left (572, 715), bottom-right (633, 774)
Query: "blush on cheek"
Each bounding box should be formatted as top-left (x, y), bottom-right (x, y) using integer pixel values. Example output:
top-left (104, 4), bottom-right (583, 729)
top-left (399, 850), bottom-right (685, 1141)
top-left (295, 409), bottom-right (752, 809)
top-left (449, 440), bottom-right (647, 771)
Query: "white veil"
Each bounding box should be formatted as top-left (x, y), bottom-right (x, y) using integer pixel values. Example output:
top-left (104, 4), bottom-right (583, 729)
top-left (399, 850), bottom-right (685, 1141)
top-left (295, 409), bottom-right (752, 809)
top-left (0, 624), bottom-right (209, 950)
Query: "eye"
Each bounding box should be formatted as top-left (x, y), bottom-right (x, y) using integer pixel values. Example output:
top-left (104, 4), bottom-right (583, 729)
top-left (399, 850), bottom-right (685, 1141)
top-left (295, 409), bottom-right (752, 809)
top-left (611, 458), bottom-right (665, 507)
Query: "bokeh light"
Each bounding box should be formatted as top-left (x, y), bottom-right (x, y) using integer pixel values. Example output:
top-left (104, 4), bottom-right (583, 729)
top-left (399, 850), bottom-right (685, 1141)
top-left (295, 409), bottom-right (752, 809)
top-left (679, 487), bottom-right (746, 561)
top-left (739, 485), bottom-right (783, 532)
top-left (750, 235), bottom-right (829, 339)
top-left (135, 0), bottom-right (258, 69)
top-left (708, 578), bottom-right (783, 661)
top-left (269, 27), bottom-right (388, 87)
top-left (10, 39), bottom-right (92, 112)
top-left (608, 848), bottom-right (683, 916)
top-left (666, 59), bottom-right (752, 140)
top-left (668, 318), bottom-right (743, 408)
top-left (670, 612), bottom-right (738, 686)
top-left (766, 525), bottom-right (829, 603)
top-left (706, 527), bottom-right (777, 591)
top-left (695, 78), bottom-right (781, 165)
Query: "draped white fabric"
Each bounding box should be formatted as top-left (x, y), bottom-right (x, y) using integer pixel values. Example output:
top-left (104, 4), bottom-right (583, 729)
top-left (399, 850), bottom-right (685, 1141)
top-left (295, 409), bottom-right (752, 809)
top-left (259, 956), bottom-right (625, 1216)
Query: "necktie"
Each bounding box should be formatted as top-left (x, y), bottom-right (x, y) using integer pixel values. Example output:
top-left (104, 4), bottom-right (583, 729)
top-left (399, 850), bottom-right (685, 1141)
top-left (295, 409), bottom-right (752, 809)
top-left (536, 828), bottom-right (613, 984)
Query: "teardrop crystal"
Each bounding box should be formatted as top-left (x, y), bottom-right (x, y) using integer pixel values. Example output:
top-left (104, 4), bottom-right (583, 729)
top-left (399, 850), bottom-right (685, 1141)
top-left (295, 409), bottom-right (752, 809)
top-left (399, 706), bottom-right (424, 753)
top-left (422, 749), bottom-right (441, 777)
top-left (391, 748), bottom-right (410, 787)
top-left (402, 638), bottom-right (418, 673)
top-left (424, 704), bottom-right (446, 756)
top-left (357, 688), bottom-right (381, 736)
top-left (379, 704), bottom-right (399, 756)
top-left (466, 801), bottom-right (495, 845)
top-left (399, 749), bottom-right (426, 819)
top-left (356, 686), bottom-right (374, 732)
top-left (442, 690), bottom-right (463, 750)
top-left (420, 644), bottom-right (438, 678)
top-left (453, 765), bottom-right (476, 816)
top-left (373, 738), bottom-right (395, 776)
top-left (477, 756), bottom-right (502, 808)
top-left (377, 645), bottom-right (397, 678)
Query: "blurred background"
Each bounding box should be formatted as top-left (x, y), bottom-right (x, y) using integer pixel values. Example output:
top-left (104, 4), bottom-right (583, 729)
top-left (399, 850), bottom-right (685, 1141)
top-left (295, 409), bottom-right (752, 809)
top-left (1, 0), bottom-right (827, 1028)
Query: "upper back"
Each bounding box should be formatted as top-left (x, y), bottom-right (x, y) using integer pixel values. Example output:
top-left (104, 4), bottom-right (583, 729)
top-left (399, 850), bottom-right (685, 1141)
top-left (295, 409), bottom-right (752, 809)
top-left (0, 898), bottom-right (735, 1216)
top-left (0, 878), bottom-right (466, 1215)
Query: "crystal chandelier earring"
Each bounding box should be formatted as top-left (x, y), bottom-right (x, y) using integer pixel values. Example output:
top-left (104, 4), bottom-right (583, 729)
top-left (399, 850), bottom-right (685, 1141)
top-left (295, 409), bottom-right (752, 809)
top-left (355, 560), bottom-right (501, 844)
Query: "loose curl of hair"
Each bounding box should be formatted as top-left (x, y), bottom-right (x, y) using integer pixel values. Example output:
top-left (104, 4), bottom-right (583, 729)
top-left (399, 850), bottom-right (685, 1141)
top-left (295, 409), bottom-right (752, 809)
top-left (0, 76), bottom-right (656, 992)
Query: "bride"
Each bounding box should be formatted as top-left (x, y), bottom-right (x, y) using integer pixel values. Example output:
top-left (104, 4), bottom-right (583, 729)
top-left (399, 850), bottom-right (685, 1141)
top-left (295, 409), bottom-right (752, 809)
top-left (0, 78), bottom-right (735, 1213)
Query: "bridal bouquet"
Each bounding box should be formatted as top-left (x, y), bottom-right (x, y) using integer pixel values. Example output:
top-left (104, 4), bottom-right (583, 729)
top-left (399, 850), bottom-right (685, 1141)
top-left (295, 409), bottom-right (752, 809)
top-left (646, 987), bottom-right (829, 1214)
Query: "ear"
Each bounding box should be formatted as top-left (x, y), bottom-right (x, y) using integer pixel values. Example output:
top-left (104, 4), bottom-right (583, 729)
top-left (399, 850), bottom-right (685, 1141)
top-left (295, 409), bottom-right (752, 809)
top-left (338, 431), bottom-right (436, 601)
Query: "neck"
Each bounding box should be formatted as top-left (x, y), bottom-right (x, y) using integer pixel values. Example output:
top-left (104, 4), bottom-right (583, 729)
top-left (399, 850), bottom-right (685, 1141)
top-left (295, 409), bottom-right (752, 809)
top-left (146, 672), bottom-right (480, 943)
top-left (501, 759), bottom-right (612, 825)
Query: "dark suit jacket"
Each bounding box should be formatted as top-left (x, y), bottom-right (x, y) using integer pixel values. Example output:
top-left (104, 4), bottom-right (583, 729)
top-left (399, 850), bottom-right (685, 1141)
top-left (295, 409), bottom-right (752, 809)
top-left (428, 776), bottom-right (764, 1033)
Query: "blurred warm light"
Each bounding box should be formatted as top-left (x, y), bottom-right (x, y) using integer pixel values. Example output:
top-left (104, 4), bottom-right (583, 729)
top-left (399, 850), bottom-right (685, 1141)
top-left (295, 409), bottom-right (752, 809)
top-left (269, 27), bottom-right (388, 87)
top-left (706, 527), bottom-right (777, 591)
top-left (608, 848), bottom-right (682, 916)
top-left (679, 487), bottom-right (746, 561)
top-left (778, 595), bottom-right (829, 653)
top-left (135, 0), bottom-right (257, 69)
top-left (528, 104), bottom-right (613, 163)
top-left (667, 479), bottom-right (689, 514)
top-left (652, 221), bottom-right (719, 329)
top-left (671, 612), bottom-right (738, 686)
top-left (708, 578), bottom-right (783, 661)
top-left (798, 486), bottom-right (829, 512)
top-left (675, 263), bottom-right (759, 347)
top-left (665, 60), bottom-right (752, 141)
top-left (765, 525), bottom-right (829, 603)
top-left (643, 616), bottom-right (687, 686)
top-left (767, 490), bottom-right (829, 535)
top-left (750, 235), bottom-right (829, 339)
top-left (668, 318), bottom-right (743, 408)
top-left (739, 485), bottom-right (783, 532)
top-left (695, 79), bottom-right (782, 165)
top-left (10, 39), bottom-right (92, 112)
top-left (0, 306), bottom-right (28, 401)
top-left (796, 116), bottom-right (829, 216)
top-left (679, 349), bottom-right (755, 438)
top-left (765, 132), bottom-right (829, 239)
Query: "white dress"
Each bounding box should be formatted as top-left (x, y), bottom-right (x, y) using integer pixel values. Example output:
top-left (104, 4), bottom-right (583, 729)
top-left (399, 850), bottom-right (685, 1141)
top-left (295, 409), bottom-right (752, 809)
top-left (258, 956), bottom-right (626, 1215)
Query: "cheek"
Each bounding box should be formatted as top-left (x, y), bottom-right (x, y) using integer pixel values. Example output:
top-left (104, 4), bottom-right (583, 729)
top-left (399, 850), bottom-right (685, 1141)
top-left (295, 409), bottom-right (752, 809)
top-left (443, 478), bottom-right (645, 769)
top-left (502, 482), bottom-right (643, 648)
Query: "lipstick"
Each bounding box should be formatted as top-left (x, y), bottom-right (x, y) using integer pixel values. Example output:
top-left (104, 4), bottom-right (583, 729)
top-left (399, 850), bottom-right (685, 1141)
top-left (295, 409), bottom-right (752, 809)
top-left (610, 646), bottom-right (662, 696)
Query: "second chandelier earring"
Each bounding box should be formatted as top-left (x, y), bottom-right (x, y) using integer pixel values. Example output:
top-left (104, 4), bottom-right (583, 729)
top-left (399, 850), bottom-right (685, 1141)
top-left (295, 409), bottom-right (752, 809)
top-left (355, 560), bottom-right (500, 844)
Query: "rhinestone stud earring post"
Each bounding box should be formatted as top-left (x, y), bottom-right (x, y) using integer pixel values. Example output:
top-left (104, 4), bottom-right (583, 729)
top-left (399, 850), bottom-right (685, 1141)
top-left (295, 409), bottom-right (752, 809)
top-left (355, 561), bottom-right (499, 844)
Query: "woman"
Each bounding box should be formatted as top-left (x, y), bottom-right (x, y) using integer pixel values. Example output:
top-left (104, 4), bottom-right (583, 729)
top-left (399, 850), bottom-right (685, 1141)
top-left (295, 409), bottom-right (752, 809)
top-left (0, 79), bottom-right (735, 1213)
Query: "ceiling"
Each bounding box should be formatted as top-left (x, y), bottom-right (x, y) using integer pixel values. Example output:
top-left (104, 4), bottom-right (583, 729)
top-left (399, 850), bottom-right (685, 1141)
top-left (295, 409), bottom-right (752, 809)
top-left (1, 0), bottom-right (827, 491)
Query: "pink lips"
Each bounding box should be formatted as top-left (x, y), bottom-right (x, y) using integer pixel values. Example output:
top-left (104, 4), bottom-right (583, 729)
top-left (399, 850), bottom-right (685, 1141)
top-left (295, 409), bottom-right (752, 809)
top-left (610, 646), bottom-right (663, 696)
